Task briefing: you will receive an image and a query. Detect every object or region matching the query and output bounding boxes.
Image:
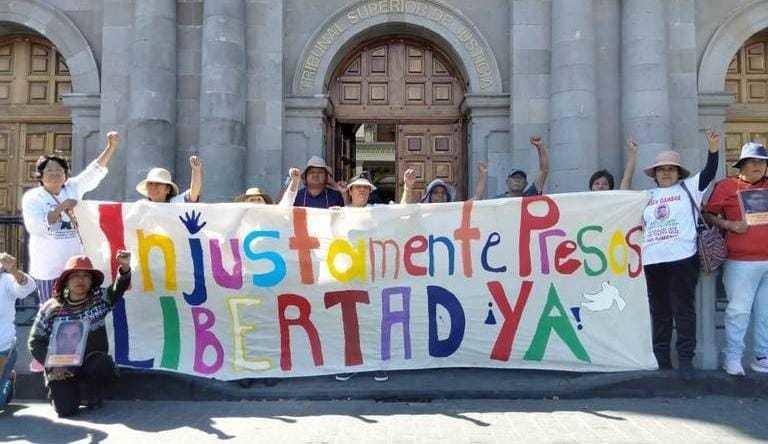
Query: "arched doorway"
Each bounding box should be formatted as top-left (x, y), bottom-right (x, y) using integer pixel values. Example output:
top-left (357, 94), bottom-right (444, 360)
top-left (724, 29), bottom-right (768, 176)
top-left (0, 34), bottom-right (72, 264)
top-left (327, 37), bottom-right (467, 202)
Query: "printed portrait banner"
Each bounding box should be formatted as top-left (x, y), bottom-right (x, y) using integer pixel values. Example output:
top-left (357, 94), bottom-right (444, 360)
top-left (75, 192), bottom-right (657, 380)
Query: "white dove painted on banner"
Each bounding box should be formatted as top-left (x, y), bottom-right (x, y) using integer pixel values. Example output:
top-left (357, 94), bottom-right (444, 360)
top-left (581, 282), bottom-right (626, 312)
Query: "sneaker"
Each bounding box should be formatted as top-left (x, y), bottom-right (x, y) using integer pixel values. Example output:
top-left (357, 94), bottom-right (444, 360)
top-left (751, 356), bottom-right (768, 373)
top-left (677, 360), bottom-right (696, 380)
top-left (373, 371), bottom-right (389, 382)
top-left (723, 358), bottom-right (746, 376)
top-left (334, 373), bottom-right (355, 381)
top-left (29, 358), bottom-right (44, 373)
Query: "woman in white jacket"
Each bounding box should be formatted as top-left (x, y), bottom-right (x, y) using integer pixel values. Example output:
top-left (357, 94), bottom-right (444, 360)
top-left (21, 131), bottom-right (120, 304)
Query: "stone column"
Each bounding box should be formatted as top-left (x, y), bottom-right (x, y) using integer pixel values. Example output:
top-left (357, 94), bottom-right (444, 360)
top-left (622, 0), bottom-right (672, 189)
top-left (62, 93), bottom-right (101, 175)
top-left (696, 91), bottom-right (734, 370)
top-left (594, 0), bottom-right (621, 177)
top-left (462, 94), bottom-right (511, 199)
top-left (125, 0), bottom-right (177, 199)
top-left (99, 0), bottom-right (135, 200)
top-left (510, 0), bottom-right (551, 196)
top-left (199, 0), bottom-right (246, 202)
top-left (284, 96), bottom-right (329, 196)
top-left (548, 0), bottom-right (598, 192)
top-left (245, 0), bottom-right (284, 194)
top-left (666, 0), bottom-right (700, 169)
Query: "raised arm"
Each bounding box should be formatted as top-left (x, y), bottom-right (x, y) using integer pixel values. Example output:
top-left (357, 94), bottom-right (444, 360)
top-left (0, 253), bottom-right (36, 299)
top-left (699, 129), bottom-right (721, 191)
top-left (530, 136), bottom-right (549, 193)
top-left (106, 250), bottom-right (132, 306)
top-left (472, 161), bottom-right (488, 200)
top-left (278, 168), bottom-right (302, 207)
top-left (188, 155), bottom-right (204, 202)
top-left (94, 131), bottom-right (120, 168)
top-left (619, 138), bottom-right (638, 190)
top-left (400, 168), bottom-right (416, 204)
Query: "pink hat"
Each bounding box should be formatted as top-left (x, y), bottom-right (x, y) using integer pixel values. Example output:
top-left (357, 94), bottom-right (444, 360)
top-left (643, 150), bottom-right (690, 179)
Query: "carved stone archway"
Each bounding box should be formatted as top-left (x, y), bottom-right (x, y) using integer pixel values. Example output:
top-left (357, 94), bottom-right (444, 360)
top-left (292, 0), bottom-right (502, 97)
top-left (0, 0), bottom-right (101, 172)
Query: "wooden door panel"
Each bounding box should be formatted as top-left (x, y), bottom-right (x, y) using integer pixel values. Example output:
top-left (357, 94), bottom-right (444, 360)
top-left (330, 37), bottom-right (465, 120)
top-left (0, 123), bottom-right (20, 214)
top-left (397, 122), bottom-right (463, 200)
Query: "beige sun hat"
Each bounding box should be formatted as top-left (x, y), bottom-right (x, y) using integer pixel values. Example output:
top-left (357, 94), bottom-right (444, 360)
top-left (643, 150), bottom-right (691, 179)
top-left (301, 156), bottom-right (333, 180)
top-left (136, 167), bottom-right (180, 197)
top-left (241, 187), bottom-right (274, 204)
top-left (346, 175), bottom-right (377, 191)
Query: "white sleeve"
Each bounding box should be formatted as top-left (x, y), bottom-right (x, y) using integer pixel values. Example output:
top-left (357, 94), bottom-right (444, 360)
top-left (67, 160), bottom-right (109, 198)
top-left (170, 190), bottom-right (191, 203)
top-left (278, 187), bottom-right (298, 207)
top-left (7, 272), bottom-right (36, 300)
top-left (21, 189), bottom-right (52, 236)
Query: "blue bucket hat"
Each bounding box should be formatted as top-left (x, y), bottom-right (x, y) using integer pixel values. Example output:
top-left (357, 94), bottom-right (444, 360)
top-left (734, 142), bottom-right (768, 169)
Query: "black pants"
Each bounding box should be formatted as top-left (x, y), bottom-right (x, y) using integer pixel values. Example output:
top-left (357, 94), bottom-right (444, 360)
top-left (48, 352), bottom-right (114, 417)
top-left (644, 254), bottom-right (699, 366)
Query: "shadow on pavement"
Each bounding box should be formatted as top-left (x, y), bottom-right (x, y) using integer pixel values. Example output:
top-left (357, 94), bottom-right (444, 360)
top-left (1, 405), bottom-right (109, 443)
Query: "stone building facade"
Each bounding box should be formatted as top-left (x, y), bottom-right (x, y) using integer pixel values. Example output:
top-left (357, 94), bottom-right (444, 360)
top-left (2, 0), bottom-right (768, 368)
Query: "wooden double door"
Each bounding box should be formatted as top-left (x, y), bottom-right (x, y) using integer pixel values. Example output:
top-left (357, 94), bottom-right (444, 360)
top-left (0, 35), bottom-right (73, 267)
top-left (328, 37), bottom-right (468, 200)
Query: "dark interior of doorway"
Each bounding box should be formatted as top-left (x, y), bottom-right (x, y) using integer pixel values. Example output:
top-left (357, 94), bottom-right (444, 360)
top-left (334, 122), bottom-right (397, 204)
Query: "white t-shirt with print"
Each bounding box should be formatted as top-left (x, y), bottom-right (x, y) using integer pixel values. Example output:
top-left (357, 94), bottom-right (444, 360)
top-left (642, 173), bottom-right (705, 266)
top-left (21, 161), bottom-right (108, 280)
top-left (0, 271), bottom-right (36, 351)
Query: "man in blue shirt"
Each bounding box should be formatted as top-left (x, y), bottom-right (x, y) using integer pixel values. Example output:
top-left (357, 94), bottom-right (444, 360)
top-left (293, 156), bottom-right (345, 208)
top-left (493, 136), bottom-right (549, 198)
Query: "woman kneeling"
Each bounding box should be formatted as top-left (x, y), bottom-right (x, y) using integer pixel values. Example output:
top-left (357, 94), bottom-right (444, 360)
top-left (28, 251), bottom-right (131, 417)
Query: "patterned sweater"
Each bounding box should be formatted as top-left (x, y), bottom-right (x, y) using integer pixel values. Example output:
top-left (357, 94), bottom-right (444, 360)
top-left (28, 269), bottom-right (131, 365)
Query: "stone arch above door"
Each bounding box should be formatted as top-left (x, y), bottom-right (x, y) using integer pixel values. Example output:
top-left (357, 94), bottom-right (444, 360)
top-left (699, 1), bottom-right (768, 93)
top-left (0, 0), bottom-right (99, 94)
top-left (292, 0), bottom-right (502, 97)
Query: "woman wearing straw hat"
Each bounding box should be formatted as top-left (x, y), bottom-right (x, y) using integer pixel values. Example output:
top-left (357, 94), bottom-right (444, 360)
top-left (641, 130), bottom-right (721, 379)
top-left (704, 142), bottom-right (768, 376)
top-left (136, 155), bottom-right (203, 203)
top-left (21, 131), bottom-right (121, 306)
top-left (333, 173), bottom-right (389, 383)
top-left (236, 167), bottom-right (302, 207)
top-left (28, 250), bottom-right (131, 417)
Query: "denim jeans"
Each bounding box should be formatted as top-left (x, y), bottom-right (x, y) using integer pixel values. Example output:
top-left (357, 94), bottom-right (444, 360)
top-left (0, 342), bottom-right (17, 407)
top-left (722, 259), bottom-right (768, 361)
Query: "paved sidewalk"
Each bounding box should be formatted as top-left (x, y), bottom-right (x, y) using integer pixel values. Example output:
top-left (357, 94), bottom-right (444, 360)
top-left (2, 397), bottom-right (768, 443)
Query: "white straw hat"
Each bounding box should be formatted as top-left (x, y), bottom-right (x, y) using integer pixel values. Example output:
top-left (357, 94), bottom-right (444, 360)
top-left (136, 167), bottom-right (180, 197)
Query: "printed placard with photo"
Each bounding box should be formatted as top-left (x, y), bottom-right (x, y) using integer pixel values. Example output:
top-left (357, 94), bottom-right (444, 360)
top-left (739, 188), bottom-right (768, 226)
top-left (45, 319), bottom-right (89, 367)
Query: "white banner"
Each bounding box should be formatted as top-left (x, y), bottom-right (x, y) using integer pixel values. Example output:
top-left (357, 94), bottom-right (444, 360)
top-left (75, 191), bottom-right (656, 379)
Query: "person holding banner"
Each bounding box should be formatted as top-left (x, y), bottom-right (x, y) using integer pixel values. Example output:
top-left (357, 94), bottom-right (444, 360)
top-left (703, 142), bottom-right (768, 376)
top-left (401, 164), bottom-right (487, 203)
top-left (237, 168), bottom-right (301, 207)
top-left (28, 251), bottom-right (131, 417)
top-left (588, 138), bottom-right (638, 191)
top-left (641, 130), bottom-right (721, 379)
top-left (136, 155), bottom-right (204, 203)
top-left (293, 156), bottom-right (345, 208)
top-left (0, 253), bottom-right (36, 409)
top-left (495, 136), bottom-right (549, 198)
top-left (333, 173), bottom-right (390, 382)
top-left (21, 131), bottom-right (120, 305)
